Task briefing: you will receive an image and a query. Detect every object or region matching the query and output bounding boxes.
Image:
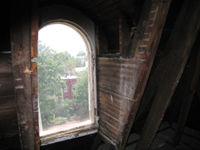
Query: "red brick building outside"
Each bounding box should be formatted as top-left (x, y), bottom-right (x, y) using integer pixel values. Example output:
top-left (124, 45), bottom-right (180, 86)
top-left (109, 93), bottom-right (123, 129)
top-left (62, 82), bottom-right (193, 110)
top-left (62, 76), bottom-right (77, 100)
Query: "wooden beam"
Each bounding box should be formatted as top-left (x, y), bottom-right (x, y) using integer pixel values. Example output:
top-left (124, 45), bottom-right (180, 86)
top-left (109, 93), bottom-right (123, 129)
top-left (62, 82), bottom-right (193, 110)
top-left (128, 0), bottom-right (171, 59)
top-left (174, 39), bottom-right (200, 145)
top-left (9, 0), bottom-right (36, 149)
top-left (31, 0), bottom-right (40, 149)
top-left (119, 0), bottom-right (171, 149)
top-left (136, 0), bottom-right (200, 149)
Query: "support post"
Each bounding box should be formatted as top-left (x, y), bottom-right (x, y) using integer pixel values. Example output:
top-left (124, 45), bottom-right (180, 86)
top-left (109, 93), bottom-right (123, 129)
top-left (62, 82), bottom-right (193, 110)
top-left (9, 0), bottom-right (39, 149)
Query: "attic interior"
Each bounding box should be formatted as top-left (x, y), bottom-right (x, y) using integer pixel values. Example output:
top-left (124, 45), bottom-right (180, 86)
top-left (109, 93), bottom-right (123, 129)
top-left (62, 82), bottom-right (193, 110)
top-left (1, 0), bottom-right (200, 150)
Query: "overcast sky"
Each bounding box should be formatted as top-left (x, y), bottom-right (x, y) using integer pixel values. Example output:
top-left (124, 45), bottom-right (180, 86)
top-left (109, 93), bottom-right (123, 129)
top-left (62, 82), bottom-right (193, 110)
top-left (38, 23), bottom-right (87, 57)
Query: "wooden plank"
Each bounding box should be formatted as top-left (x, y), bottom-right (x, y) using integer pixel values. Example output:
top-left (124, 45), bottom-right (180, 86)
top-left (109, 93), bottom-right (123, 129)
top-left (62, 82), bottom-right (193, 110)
top-left (174, 43), bottom-right (200, 145)
top-left (0, 53), bottom-right (14, 97)
top-left (0, 96), bottom-right (18, 138)
top-left (32, 62), bottom-right (40, 150)
top-left (98, 70), bottom-right (137, 84)
top-left (98, 57), bottom-right (140, 67)
top-left (0, 96), bottom-right (16, 109)
top-left (0, 53), bottom-right (12, 74)
top-left (0, 75), bottom-right (14, 97)
top-left (97, 58), bottom-right (143, 99)
top-left (98, 88), bottom-right (135, 124)
top-left (99, 104), bottom-right (127, 124)
top-left (0, 108), bottom-right (18, 137)
top-left (99, 120), bottom-right (121, 144)
top-left (9, 0), bottom-right (36, 149)
top-left (136, 0), bottom-right (200, 149)
top-left (0, 108), bottom-right (17, 127)
top-left (118, 0), bottom-right (171, 149)
top-left (99, 110), bottom-right (125, 131)
top-left (98, 81), bottom-right (135, 98)
top-left (40, 125), bottom-right (98, 145)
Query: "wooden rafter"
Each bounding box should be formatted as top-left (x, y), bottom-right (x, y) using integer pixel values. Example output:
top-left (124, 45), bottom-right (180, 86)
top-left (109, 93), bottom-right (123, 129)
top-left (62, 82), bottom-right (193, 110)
top-left (119, 0), bottom-right (171, 149)
top-left (136, 0), bottom-right (200, 149)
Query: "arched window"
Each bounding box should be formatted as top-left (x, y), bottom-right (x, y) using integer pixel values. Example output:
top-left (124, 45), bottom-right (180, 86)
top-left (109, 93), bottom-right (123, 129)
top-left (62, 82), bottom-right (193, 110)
top-left (34, 5), bottom-right (97, 143)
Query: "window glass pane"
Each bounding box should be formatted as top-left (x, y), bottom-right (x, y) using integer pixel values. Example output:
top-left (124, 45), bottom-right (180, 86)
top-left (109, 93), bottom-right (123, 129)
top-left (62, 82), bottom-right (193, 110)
top-left (34, 23), bottom-right (91, 136)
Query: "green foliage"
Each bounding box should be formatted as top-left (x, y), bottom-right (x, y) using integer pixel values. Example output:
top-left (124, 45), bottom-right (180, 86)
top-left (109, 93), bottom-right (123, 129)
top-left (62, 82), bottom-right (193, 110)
top-left (63, 57), bottom-right (85, 76)
top-left (56, 99), bottom-right (73, 121)
top-left (73, 70), bottom-right (89, 120)
top-left (35, 41), bottom-right (88, 128)
top-left (54, 117), bottom-right (66, 125)
top-left (35, 42), bottom-right (71, 128)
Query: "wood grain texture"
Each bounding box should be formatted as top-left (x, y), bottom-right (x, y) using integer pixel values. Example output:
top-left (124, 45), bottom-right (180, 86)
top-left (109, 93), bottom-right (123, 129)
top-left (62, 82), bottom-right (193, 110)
top-left (97, 58), bottom-right (142, 146)
top-left (136, 0), bottom-right (200, 149)
top-left (10, 0), bottom-right (36, 149)
top-left (118, 0), bottom-right (171, 149)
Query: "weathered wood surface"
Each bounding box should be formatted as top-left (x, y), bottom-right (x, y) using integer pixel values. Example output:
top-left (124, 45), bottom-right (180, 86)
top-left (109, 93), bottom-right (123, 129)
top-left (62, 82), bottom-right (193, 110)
top-left (0, 110), bottom-right (19, 140)
top-left (41, 125), bottom-right (98, 146)
top-left (32, 62), bottom-right (40, 149)
top-left (128, 0), bottom-right (171, 58)
top-left (97, 58), bottom-right (142, 145)
top-left (97, 0), bottom-right (171, 149)
top-left (9, 0), bottom-right (36, 149)
top-left (136, 0), bottom-right (200, 149)
top-left (31, 1), bottom-right (40, 149)
top-left (119, 0), bottom-right (171, 149)
top-left (0, 54), bottom-right (14, 97)
top-left (0, 53), bottom-right (18, 138)
top-left (98, 58), bottom-right (143, 98)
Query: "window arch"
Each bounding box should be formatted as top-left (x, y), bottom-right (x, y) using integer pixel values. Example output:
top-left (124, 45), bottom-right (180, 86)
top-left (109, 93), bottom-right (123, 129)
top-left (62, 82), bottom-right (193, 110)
top-left (35, 5), bottom-right (97, 144)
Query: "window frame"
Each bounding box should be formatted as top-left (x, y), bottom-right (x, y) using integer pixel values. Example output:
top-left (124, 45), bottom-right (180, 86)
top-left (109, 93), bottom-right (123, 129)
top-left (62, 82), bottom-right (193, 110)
top-left (35, 4), bottom-right (98, 145)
